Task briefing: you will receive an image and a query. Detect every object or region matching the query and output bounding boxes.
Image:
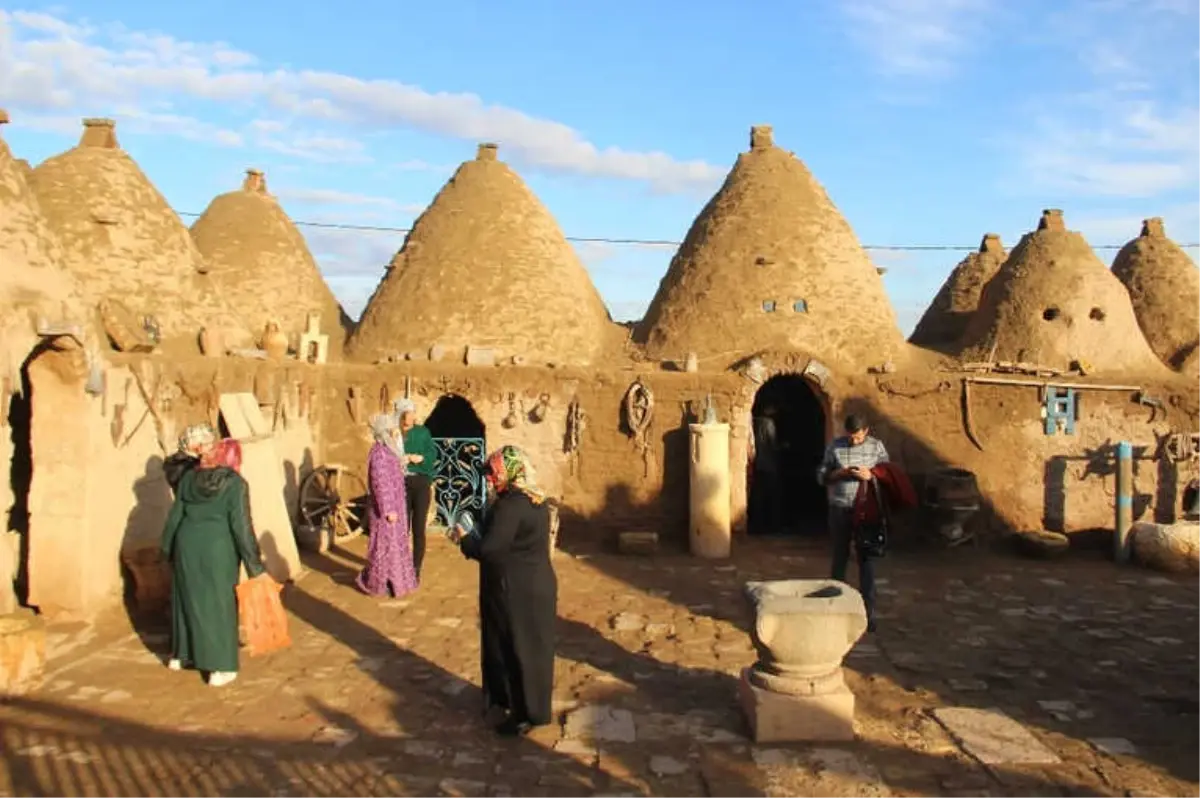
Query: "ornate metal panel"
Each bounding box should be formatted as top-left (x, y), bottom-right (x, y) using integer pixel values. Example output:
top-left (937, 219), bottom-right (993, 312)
top-left (431, 437), bottom-right (487, 528)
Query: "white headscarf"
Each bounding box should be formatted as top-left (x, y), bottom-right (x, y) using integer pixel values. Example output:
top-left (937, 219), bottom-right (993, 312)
top-left (393, 397), bottom-right (416, 418)
top-left (369, 413), bottom-right (406, 463)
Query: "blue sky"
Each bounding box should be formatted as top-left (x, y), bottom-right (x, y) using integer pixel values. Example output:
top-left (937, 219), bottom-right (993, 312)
top-left (1, 0), bottom-right (1197, 333)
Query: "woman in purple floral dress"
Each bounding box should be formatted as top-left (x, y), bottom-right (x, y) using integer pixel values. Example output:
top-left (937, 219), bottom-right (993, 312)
top-left (356, 413), bottom-right (420, 597)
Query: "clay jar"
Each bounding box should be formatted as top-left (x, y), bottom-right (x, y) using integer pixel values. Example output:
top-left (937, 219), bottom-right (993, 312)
top-left (261, 321), bottom-right (289, 361)
top-left (743, 579), bottom-right (868, 695)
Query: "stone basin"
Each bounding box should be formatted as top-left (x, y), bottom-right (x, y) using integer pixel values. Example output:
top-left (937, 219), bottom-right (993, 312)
top-left (744, 579), bottom-right (868, 694)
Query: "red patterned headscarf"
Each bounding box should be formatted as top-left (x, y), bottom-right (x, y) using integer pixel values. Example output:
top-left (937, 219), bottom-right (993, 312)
top-left (200, 438), bottom-right (243, 472)
top-left (485, 445), bottom-right (545, 505)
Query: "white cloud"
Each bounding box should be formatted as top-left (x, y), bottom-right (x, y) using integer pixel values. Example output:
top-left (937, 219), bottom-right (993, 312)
top-left (839, 0), bottom-right (992, 79)
top-left (1072, 202), bottom-right (1200, 249)
top-left (275, 187), bottom-right (423, 215)
top-left (0, 8), bottom-right (724, 192)
top-left (1004, 0), bottom-right (1198, 201)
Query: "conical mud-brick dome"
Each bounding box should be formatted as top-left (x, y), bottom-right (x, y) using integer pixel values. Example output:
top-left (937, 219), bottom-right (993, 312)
top-left (0, 110), bottom-right (92, 366)
top-left (347, 143), bottom-right (618, 365)
top-left (635, 125), bottom-right (906, 371)
top-left (1111, 218), bottom-right (1199, 374)
top-left (28, 119), bottom-right (248, 353)
top-left (959, 210), bottom-right (1167, 375)
top-left (190, 169), bottom-right (352, 360)
top-left (910, 234), bottom-right (1006, 351)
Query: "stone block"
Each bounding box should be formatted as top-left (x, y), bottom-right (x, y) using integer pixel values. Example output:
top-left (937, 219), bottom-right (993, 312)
top-left (429, 344), bottom-right (447, 362)
top-left (932, 707), bottom-right (1060, 765)
top-left (618, 531), bottom-right (658, 555)
top-left (739, 668), bottom-right (855, 742)
top-left (0, 612), bottom-right (47, 696)
top-left (1132, 521), bottom-right (1199, 573)
top-left (121, 545), bottom-right (172, 612)
top-left (464, 346), bottom-right (496, 367)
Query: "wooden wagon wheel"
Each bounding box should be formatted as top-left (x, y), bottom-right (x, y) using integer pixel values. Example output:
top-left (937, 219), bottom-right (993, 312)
top-left (299, 465), bottom-right (368, 543)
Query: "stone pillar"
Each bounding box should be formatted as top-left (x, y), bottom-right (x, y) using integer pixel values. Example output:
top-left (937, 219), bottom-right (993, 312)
top-left (688, 422), bottom-right (731, 558)
top-left (25, 349), bottom-right (93, 616)
top-left (739, 579), bottom-right (868, 742)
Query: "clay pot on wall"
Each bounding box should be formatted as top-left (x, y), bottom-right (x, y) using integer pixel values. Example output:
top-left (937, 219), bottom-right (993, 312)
top-left (261, 321), bottom-right (289, 361)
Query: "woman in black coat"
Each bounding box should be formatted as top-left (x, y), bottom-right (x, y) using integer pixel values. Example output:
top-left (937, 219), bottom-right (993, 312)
top-left (452, 445), bottom-right (557, 737)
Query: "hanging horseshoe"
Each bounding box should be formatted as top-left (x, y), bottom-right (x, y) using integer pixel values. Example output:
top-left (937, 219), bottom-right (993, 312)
top-left (623, 379), bottom-right (654, 439)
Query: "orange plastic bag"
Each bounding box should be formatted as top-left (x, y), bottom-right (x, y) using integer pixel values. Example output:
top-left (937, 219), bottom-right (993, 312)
top-left (236, 576), bottom-right (292, 657)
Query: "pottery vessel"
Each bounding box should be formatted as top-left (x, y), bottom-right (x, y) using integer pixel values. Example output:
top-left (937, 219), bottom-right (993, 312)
top-left (120, 545), bottom-right (172, 612)
top-left (261, 322), bottom-right (289, 361)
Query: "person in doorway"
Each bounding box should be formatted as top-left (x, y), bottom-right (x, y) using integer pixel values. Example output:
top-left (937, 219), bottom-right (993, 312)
top-left (394, 398), bottom-right (438, 579)
top-left (163, 423), bottom-right (217, 494)
top-left (161, 438), bottom-right (268, 687)
top-left (356, 413), bottom-right (420, 598)
top-left (750, 405), bottom-right (783, 535)
top-left (450, 445), bottom-right (557, 737)
top-left (817, 413), bottom-right (889, 631)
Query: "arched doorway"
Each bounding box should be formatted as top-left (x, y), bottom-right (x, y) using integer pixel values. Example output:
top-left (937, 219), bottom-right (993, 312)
top-left (424, 394), bottom-right (487, 528)
top-left (748, 373), bottom-right (828, 536)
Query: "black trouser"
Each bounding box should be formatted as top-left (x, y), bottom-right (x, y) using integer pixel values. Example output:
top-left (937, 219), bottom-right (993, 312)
top-left (828, 505), bottom-right (877, 618)
top-left (749, 467), bottom-right (783, 534)
top-left (405, 473), bottom-right (432, 578)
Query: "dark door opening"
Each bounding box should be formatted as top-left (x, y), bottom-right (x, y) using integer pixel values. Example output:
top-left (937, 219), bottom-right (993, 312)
top-left (425, 394), bottom-right (486, 440)
top-left (748, 373), bottom-right (827, 536)
top-left (6, 347), bottom-right (41, 606)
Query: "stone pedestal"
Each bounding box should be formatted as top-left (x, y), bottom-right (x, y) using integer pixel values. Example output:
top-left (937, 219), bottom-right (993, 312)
top-left (0, 612), bottom-right (46, 696)
top-left (739, 669), bottom-right (856, 742)
top-left (740, 579), bottom-right (867, 742)
top-left (121, 545), bottom-right (172, 612)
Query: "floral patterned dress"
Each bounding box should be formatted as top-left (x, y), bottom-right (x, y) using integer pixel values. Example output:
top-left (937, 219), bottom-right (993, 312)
top-left (356, 443), bottom-right (419, 597)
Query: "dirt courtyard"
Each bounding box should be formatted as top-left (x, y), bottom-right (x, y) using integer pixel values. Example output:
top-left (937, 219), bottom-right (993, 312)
top-left (1, 535), bottom-right (1197, 797)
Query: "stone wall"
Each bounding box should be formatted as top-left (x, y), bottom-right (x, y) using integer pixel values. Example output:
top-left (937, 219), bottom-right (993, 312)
top-left (315, 357), bottom-right (1199, 549)
top-left (316, 362), bottom-right (748, 545)
top-left (7, 350), bottom-right (323, 618)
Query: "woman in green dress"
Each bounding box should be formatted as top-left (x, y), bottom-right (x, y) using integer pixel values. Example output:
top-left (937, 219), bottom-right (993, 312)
top-left (161, 438), bottom-right (268, 687)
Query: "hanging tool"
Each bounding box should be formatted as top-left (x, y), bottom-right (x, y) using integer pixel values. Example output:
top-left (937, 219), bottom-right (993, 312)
top-left (1133, 391), bottom-right (1165, 423)
top-left (960, 378), bottom-right (984, 451)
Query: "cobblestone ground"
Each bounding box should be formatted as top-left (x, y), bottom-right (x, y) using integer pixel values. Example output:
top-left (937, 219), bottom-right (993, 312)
top-left (1, 535), bottom-right (1197, 797)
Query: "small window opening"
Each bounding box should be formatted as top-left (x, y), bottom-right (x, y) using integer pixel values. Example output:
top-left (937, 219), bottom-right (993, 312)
top-left (793, 299), bottom-right (808, 313)
top-left (1089, 307), bottom-right (1106, 321)
top-left (1042, 307), bottom-right (1060, 321)
top-left (762, 300), bottom-right (777, 313)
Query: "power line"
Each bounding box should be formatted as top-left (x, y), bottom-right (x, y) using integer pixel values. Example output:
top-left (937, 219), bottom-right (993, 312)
top-left (173, 210), bottom-right (1200, 252)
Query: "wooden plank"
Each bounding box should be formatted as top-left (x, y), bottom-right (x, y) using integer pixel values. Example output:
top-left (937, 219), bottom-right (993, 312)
top-left (965, 377), bottom-right (1141, 391)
